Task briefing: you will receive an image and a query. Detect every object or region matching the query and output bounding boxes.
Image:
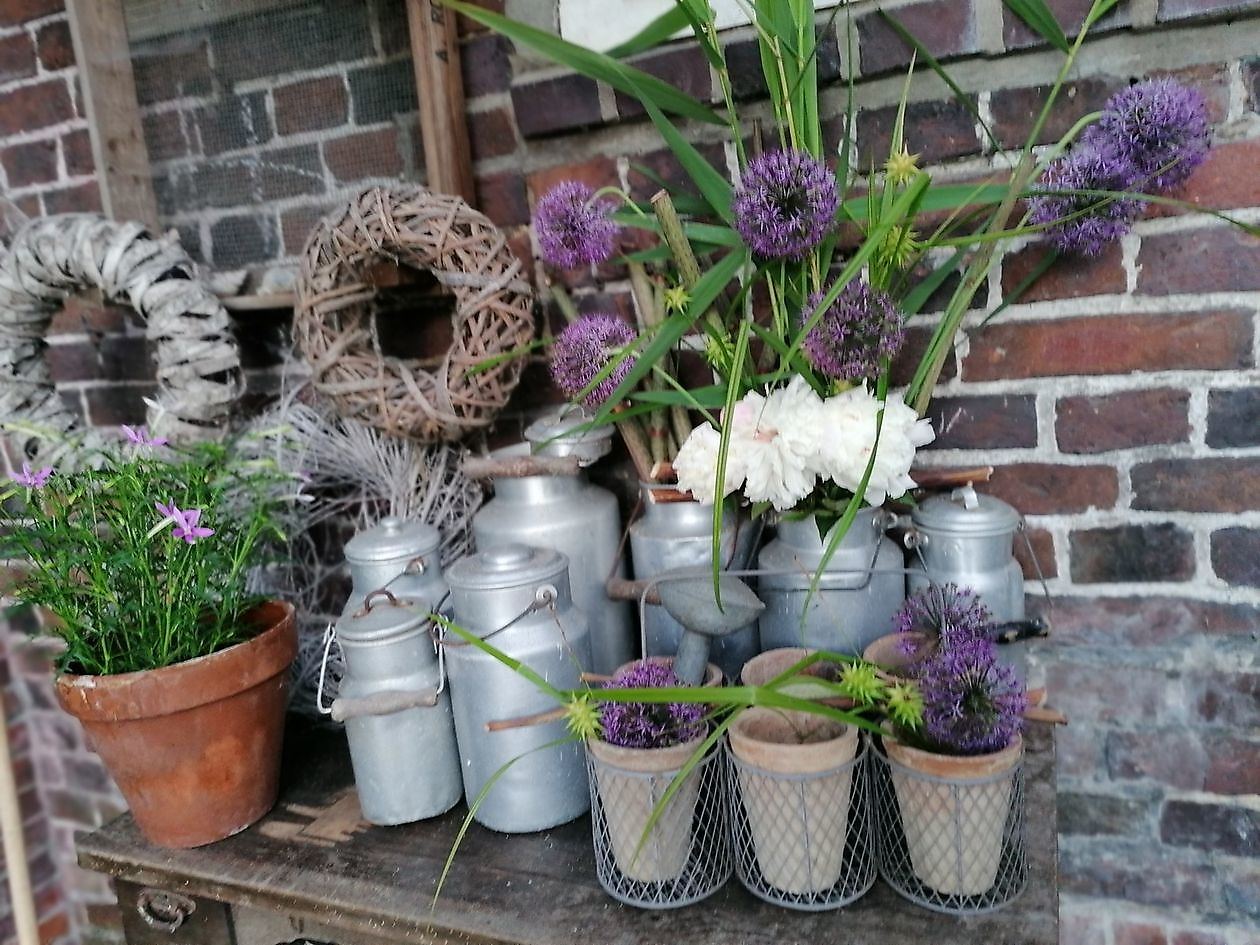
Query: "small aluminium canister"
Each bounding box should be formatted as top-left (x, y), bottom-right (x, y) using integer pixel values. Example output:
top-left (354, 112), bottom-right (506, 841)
top-left (330, 590), bottom-right (463, 825)
top-left (444, 544), bottom-right (592, 833)
top-left (342, 516), bottom-right (448, 617)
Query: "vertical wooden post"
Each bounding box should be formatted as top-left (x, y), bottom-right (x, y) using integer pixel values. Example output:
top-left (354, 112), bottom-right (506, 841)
top-left (406, 0), bottom-right (476, 205)
top-left (0, 689), bottom-right (40, 945)
top-left (66, 0), bottom-right (159, 229)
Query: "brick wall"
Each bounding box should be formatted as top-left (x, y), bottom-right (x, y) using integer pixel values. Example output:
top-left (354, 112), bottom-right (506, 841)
top-left (1, 0), bottom-right (1258, 944)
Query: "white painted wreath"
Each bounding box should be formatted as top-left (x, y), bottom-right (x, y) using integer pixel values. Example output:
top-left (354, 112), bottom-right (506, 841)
top-left (0, 214), bottom-right (242, 464)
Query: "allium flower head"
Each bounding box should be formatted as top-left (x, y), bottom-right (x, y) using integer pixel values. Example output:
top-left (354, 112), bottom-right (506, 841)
top-left (599, 661), bottom-right (706, 749)
top-left (917, 635), bottom-right (1025, 755)
top-left (733, 149), bottom-right (838, 260)
top-left (802, 279), bottom-right (906, 381)
top-left (894, 583), bottom-right (992, 652)
top-left (533, 181), bottom-right (620, 269)
top-left (11, 463), bottom-right (53, 488)
top-left (549, 314), bottom-right (637, 408)
top-left (1087, 77), bottom-right (1210, 193)
top-left (1029, 145), bottom-right (1140, 256)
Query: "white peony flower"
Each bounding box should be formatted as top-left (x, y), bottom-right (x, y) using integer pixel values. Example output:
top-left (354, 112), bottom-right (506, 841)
top-left (814, 387), bottom-right (935, 505)
top-left (673, 423), bottom-right (743, 504)
top-left (730, 376), bottom-right (824, 511)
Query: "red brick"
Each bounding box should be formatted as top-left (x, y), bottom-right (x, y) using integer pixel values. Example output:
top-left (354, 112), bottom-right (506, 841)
top-left (273, 76), bottom-right (349, 136)
top-left (474, 170), bottom-right (529, 227)
top-left (460, 33), bottom-right (512, 99)
top-left (0, 79), bottom-right (73, 136)
top-left (0, 29), bottom-right (35, 83)
top-left (1161, 799), bottom-right (1260, 856)
top-left (280, 202), bottom-right (333, 256)
top-left (1133, 458), bottom-right (1260, 513)
top-left (1171, 930), bottom-right (1228, 945)
top-left (35, 17), bottom-right (73, 71)
top-left (1158, 0), bottom-right (1260, 21)
top-left (140, 109), bottom-right (189, 163)
top-left (42, 181), bottom-right (102, 214)
top-left (626, 143), bottom-right (735, 203)
top-left (1015, 527), bottom-right (1057, 580)
top-left (1070, 523), bottom-right (1194, 583)
top-left (61, 127), bottom-right (93, 176)
top-left (1, 138), bottom-right (57, 188)
top-left (1137, 227), bottom-right (1260, 296)
top-left (1114, 921), bottom-right (1169, 945)
top-left (1059, 909), bottom-right (1108, 945)
top-left (1057, 388), bottom-right (1191, 454)
top-left (1047, 661), bottom-right (1182, 725)
top-left (986, 462), bottom-right (1118, 514)
top-left (1106, 730), bottom-right (1207, 789)
top-left (45, 336), bottom-right (150, 383)
top-left (856, 0), bottom-right (976, 76)
top-left (923, 393), bottom-right (1037, 450)
top-left (1143, 140), bottom-right (1260, 218)
top-left (322, 128), bottom-right (403, 184)
top-left (1002, 239), bottom-right (1125, 303)
top-left (37, 909), bottom-right (70, 945)
top-left (84, 384), bottom-right (154, 426)
top-left (0, 0), bottom-right (61, 26)
top-left (1004, 0), bottom-right (1130, 49)
top-left (1211, 527), bottom-right (1260, 587)
top-left (468, 106), bottom-right (517, 162)
top-left (615, 45), bottom-right (713, 119)
top-left (1207, 386), bottom-right (1260, 448)
top-left (1029, 594), bottom-right (1260, 646)
top-left (132, 40), bottom-right (212, 105)
top-left (858, 96), bottom-right (980, 169)
top-left (511, 72), bottom-right (602, 139)
top-left (47, 298), bottom-right (130, 336)
top-left (1203, 736), bottom-right (1260, 794)
top-left (890, 324), bottom-right (959, 387)
top-left (991, 77), bottom-right (1125, 149)
top-left (1196, 670), bottom-right (1260, 735)
top-left (964, 311), bottom-right (1253, 381)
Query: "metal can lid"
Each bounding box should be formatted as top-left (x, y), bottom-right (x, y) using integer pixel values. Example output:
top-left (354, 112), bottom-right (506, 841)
top-left (337, 592), bottom-right (433, 644)
top-left (524, 408), bottom-right (613, 465)
top-left (345, 516), bottom-right (441, 564)
top-left (910, 484), bottom-right (1021, 536)
top-left (446, 543), bottom-right (568, 591)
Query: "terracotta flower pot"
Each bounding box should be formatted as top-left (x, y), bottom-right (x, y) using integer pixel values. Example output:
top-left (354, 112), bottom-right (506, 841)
top-left (739, 647), bottom-right (854, 708)
top-left (587, 734), bottom-right (707, 883)
top-left (862, 632), bottom-right (931, 684)
top-left (55, 601), bottom-right (298, 849)
top-left (729, 708), bottom-right (859, 895)
top-left (883, 729), bottom-right (1023, 896)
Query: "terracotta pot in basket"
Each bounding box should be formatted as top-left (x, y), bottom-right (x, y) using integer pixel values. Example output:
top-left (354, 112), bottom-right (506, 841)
top-left (55, 601), bottom-right (297, 849)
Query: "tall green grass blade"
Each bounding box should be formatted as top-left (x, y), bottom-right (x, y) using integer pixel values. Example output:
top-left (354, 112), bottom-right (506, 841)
top-left (605, 5), bottom-right (691, 58)
top-left (1002, 0), bottom-right (1071, 52)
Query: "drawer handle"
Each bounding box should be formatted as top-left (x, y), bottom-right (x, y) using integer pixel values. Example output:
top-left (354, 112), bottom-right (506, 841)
top-left (136, 889), bottom-right (197, 933)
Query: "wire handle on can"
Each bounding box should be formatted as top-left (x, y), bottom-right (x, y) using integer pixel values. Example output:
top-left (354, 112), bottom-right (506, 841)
top-left (315, 621), bottom-right (338, 716)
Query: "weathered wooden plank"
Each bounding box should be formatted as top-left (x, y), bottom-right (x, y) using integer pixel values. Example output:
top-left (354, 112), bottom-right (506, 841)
top-left (405, 0), bottom-right (475, 205)
top-left (65, 0), bottom-right (159, 229)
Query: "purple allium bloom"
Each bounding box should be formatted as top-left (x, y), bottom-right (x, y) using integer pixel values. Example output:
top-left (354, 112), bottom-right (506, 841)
top-left (170, 507), bottom-right (214, 544)
top-left (549, 314), bottom-right (637, 408)
top-left (1086, 78), bottom-right (1210, 193)
top-left (733, 149), bottom-right (839, 260)
top-left (917, 635), bottom-right (1025, 755)
top-left (1029, 145), bottom-right (1140, 256)
top-left (533, 181), bottom-right (620, 269)
top-left (599, 661), bottom-right (706, 750)
top-left (801, 279), bottom-right (906, 381)
top-left (11, 463), bottom-right (53, 488)
top-left (122, 425), bottom-right (168, 448)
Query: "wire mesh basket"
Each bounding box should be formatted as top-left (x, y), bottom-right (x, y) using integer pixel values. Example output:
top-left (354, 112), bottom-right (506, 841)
top-left (586, 741), bottom-right (731, 909)
top-left (726, 736), bottom-right (875, 910)
top-left (871, 735), bottom-right (1028, 915)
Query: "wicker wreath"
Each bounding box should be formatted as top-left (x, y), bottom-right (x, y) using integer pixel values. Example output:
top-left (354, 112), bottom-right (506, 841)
top-left (294, 186), bottom-right (534, 442)
top-left (0, 214), bottom-right (242, 464)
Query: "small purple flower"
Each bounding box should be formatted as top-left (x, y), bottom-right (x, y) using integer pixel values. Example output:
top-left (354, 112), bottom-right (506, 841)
top-left (549, 314), bottom-right (637, 408)
top-left (122, 425), bottom-right (168, 448)
top-left (801, 279), bottom-right (906, 381)
top-left (1086, 78), bottom-right (1210, 193)
top-left (599, 661), bottom-right (706, 750)
top-left (534, 181), bottom-right (620, 270)
top-left (155, 500), bottom-right (180, 521)
top-left (1029, 145), bottom-right (1140, 256)
top-left (917, 635), bottom-right (1025, 755)
top-left (170, 507), bottom-right (214, 544)
top-left (11, 463), bottom-right (53, 488)
top-left (733, 149), bottom-right (838, 260)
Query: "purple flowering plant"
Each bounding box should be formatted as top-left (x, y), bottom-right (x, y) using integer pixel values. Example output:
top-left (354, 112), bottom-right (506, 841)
top-left (0, 430), bottom-right (294, 675)
top-left (912, 636), bottom-right (1027, 756)
top-left (891, 583), bottom-right (992, 669)
top-left (598, 662), bottom-right (707, 749)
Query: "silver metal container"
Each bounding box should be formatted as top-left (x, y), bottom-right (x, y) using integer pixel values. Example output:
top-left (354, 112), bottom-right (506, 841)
top-left (628, 484), bottom-right (760, 681)
top-left (758, 510), bottom-right (906, 656)
top-left (473, 413), bottom-right (634, 675)
top-left (905, 484), bottom-right (1029, 683)
top-left (331, 591), bottom-right (462, 825)
top-left (342, 516), bottom-right (448, 614)
top-left (444, 544), bottom-right (592, 833)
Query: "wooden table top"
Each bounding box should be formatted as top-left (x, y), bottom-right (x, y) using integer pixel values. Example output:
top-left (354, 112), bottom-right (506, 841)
top-left (78, 719), bottom-right (1058, 945)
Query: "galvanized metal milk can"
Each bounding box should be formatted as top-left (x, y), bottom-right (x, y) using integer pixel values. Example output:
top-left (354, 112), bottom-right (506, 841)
top-left (628, 484), bottom-right (761, 681)
top-left (330, 590), bottom-right (462, 825)
top-left (444, 544), bottom-right (592, 833)
top-left (905, 484), bottom-right (1033, 683)
top-left (472, 411), bottom-right (635, 675)
top-left (342, 516), bottom-right (448, 615)
top-left (758, 509), bottom-right (905, 656)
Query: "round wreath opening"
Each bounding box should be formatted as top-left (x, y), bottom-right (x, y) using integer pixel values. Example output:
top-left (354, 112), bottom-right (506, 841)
top-left (294, 186), bottom-right (535, 443)
top-left (0, 214), bottom-right (243, 464)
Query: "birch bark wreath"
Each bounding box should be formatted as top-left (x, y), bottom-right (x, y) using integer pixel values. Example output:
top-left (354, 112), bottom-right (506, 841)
top-left (0, 214), bottom-right (242, 462)
top-left (294, 187), bottom-right (534, 442)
